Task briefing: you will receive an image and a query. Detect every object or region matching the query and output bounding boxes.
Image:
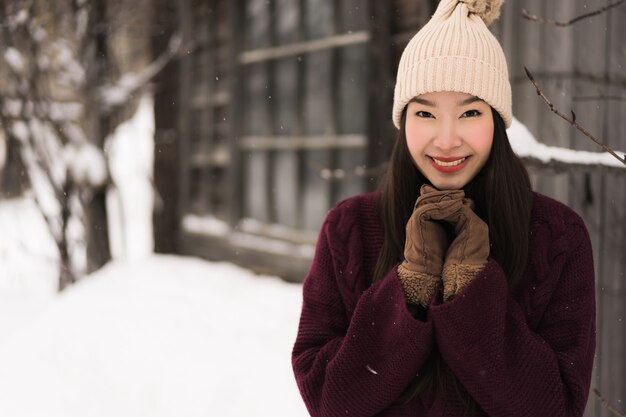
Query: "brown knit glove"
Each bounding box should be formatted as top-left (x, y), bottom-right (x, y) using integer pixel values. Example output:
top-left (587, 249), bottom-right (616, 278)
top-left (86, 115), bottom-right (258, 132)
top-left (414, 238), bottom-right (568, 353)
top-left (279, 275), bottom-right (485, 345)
top-left (397, 185), bottom-right (465, 307)
top-left (432, 197), bottom-right (490, 301)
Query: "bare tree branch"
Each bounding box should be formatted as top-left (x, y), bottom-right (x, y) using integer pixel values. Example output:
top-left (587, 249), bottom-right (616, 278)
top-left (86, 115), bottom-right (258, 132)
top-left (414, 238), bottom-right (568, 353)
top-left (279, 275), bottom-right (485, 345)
top-left (522, 0), bottom-right (626, 26)
top-left (0, 0), bottom-right (94, 289)
top-left (594, 389), bottom-right (626, 417)
top-left (524, 67), bottom-right (626, 166)
top-left (98, 32), bottom-right (182, 112)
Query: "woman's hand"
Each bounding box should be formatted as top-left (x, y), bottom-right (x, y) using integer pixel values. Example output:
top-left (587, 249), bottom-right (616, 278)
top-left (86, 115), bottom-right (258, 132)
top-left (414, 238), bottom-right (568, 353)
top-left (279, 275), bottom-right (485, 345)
top-left (434, 197), bottom-right (490, 301)
top-left (397, 185), bottom-right (464, 306)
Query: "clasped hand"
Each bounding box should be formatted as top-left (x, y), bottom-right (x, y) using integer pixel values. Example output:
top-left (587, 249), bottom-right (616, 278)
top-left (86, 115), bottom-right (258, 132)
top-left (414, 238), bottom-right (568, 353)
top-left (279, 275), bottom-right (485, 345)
top-left (397, 185), bottom-right (489, 306)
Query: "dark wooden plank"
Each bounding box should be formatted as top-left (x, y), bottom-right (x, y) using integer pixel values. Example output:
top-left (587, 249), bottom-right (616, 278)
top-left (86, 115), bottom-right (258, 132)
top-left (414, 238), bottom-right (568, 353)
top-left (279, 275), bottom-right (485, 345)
top-left (227, 0), bottom-right (245, 229)
top-left (176, 0), bottom-right (193, 222)
top-left (367, 0), bottom-right (392, 191)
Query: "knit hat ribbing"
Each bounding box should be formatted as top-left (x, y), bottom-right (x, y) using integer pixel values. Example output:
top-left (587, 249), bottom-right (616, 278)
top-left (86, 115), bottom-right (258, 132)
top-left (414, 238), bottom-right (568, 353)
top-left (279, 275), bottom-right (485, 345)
top-left (392, 0), bottom-right (512, 129)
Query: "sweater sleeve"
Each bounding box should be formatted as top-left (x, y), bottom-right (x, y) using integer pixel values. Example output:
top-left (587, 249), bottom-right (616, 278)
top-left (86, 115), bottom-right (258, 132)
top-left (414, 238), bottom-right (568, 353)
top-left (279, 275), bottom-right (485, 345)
top-left (430, 223), bottom-right (596, 417)
top-left (292, 214), bottom-right (435, 417)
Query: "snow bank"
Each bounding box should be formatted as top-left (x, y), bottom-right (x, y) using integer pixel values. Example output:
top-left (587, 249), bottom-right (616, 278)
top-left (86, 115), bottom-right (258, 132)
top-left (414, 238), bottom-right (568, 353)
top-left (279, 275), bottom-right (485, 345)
top-left (0, 255), bottom-right (308, 417)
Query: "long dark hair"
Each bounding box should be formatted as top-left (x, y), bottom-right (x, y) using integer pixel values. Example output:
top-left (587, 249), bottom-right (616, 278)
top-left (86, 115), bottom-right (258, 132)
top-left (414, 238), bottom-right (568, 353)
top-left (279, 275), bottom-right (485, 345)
top-left (373, 107), bottom-right (533, 411)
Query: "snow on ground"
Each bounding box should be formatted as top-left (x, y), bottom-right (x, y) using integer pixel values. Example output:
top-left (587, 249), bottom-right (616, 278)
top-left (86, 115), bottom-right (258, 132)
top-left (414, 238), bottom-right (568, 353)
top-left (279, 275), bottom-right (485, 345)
top-left (0, 197), bottom-right (308, 417)
top-left (0, 197), bottom-right (58, 346)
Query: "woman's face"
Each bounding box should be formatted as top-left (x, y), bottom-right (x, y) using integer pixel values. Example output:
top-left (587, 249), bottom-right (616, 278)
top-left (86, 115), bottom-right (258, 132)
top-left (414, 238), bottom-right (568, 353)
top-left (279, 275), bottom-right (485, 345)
top-left (405, 91), bottom-right (494, 190)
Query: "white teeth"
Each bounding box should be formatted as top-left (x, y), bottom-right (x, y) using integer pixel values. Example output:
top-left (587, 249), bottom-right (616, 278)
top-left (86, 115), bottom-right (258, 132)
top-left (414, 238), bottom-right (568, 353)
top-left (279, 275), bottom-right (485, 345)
top-left (432, 157), bottom-right (466, 167)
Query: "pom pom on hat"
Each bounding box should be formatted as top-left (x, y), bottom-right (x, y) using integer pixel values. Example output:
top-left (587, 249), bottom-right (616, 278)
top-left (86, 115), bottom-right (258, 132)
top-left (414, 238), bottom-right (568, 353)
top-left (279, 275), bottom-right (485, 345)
top-left (461, 0), bottom-right (504, 26)
top-left (392, 0), bottom-right (512, 129)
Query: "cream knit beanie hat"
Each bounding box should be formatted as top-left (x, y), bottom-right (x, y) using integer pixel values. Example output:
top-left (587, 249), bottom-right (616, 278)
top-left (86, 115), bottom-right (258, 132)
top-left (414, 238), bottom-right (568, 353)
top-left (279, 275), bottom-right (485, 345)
top-left (392, 0), bottom-right (512, 129)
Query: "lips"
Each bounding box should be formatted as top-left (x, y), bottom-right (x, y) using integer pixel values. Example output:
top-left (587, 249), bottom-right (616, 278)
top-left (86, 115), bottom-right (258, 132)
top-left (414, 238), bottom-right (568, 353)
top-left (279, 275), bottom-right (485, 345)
top-left (429, 156), bottom-right (469, 173)
top-left (431, 157), bottom-right (466, 167)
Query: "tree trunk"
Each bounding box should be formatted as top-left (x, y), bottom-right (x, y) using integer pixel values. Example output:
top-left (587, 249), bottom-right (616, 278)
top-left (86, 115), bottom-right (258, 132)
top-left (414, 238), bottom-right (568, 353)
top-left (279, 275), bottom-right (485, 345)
top-left (0, 137), bottom-right (27, 199)
top-left (82, 0), bottom-right (112, 272)
top-left (152, 0), bottom-right (180, 254)
top-left (85, 189), bottom-right (111, 273)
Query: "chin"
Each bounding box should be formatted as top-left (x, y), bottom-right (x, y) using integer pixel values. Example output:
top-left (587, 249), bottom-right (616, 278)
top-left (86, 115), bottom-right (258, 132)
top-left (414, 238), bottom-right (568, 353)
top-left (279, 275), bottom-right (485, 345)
top-left (428, 178), bottom-right (467, 191)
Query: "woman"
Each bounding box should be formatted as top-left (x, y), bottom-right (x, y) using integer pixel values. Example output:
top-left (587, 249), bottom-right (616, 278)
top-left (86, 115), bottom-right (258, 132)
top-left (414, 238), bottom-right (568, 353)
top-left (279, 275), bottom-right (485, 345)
top-left (291, 0), bottom-right (596, 416)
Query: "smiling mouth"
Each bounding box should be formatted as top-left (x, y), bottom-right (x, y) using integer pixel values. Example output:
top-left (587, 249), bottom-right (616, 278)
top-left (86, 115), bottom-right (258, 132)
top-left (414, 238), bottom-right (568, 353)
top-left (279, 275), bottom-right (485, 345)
top-left (430, 157), bottom-right (467, 167)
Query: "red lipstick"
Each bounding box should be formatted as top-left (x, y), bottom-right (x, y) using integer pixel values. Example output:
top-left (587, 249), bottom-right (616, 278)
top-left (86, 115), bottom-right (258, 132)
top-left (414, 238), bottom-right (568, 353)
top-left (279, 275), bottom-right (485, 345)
top-left (429, 156), bottom-right (469, 173)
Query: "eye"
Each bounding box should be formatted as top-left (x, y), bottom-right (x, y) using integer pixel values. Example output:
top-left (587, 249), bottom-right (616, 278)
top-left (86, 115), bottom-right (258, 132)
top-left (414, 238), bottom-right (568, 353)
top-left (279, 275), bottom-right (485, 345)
top-left (461, 109), bottom-right (482, 118)
top-left (415, 111), bottom-right (434, 118)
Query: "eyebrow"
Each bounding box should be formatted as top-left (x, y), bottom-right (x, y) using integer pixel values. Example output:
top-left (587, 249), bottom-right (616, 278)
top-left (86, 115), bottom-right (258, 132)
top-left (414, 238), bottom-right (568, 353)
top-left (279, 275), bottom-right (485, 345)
top-left (410, 96), bottom-right (483, 107)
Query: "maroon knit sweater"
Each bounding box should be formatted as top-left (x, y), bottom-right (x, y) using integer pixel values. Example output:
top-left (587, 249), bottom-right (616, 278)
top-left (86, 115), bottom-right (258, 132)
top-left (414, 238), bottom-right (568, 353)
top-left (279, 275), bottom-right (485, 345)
top-left (292, 192), bottom-right (596, 417)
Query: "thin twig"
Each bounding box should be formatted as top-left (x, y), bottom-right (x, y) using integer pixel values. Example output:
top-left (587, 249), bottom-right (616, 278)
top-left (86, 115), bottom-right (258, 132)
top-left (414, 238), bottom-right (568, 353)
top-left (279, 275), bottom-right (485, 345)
top-left (524, 67), bottom-right (626, 166)
top-left (522, 0), bottom-right (626, 26)
top-left (594, 389), bottom-right (626, 417)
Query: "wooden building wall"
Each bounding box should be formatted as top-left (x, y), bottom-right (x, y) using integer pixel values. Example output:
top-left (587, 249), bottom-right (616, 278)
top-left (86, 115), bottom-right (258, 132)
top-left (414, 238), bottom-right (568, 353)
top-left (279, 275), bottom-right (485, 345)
top-left (164, 0), bottom-right (420, 280)
top-left (493, 1), bottom-right (626, 415)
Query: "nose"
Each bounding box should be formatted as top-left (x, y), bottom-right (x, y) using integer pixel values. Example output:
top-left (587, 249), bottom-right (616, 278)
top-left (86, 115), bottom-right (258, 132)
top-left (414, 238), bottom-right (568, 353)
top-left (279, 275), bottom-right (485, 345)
top-left (432, 121), bottom-right (462, 152)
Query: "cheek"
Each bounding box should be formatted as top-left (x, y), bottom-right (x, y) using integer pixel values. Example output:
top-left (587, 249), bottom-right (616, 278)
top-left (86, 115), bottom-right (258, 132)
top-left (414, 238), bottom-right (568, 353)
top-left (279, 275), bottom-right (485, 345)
top-left (467, 122), bottom-right (494, 155)
top-left (405, 120), bottom-right (427, 154)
